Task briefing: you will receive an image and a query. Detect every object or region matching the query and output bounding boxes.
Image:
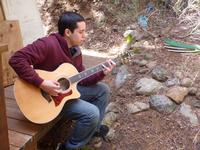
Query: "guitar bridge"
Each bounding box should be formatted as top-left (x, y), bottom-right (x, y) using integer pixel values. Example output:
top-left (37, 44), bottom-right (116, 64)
top-left (41, 89), bottom-right (52, 102)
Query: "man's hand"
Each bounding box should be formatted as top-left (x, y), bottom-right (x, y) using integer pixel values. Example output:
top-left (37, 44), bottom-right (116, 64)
top-left (39, 80), bottom-right (61, 96)
top-left (102, 59), bottom-right (116, 75)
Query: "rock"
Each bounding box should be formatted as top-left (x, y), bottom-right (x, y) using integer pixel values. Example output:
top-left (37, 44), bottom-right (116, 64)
top-left (132, 59), bottom-right (140, 65)
top-left (139, 68), bottom-right (149, 74)
top-left (149, 95), bottom-right (177, 114)
top-left (195, 90), bottom-right (200, 100)
top-left (126, 23), bottom-right (138, 30)
top-left (115, 65), bottom-right (130, 89)
top-left (166, 86), bottom-right (188, 104)
top-left (179, 103), bottom-right (199, 126)
top-left (143, 41), bottom-right (149, 47)
top-left (94, 140), bottom-right (102, 148)
top-left (165, 78), bottom-right (179, 87)
top-left (146, 61), bottom-right (157, 69)
top-left (192, 99), bottom-right (200, 108)
top-left (135, 78), bottom-right (163, 96)
top-left (140, 60), bottom-right (148, 67)
top-left (188, 87), bottom-right (197, 95)
top-left (80, 10), bottom-right (93, 20)
top-left (151, 66), bottom-right (169, 82)
top-left (127, 102), bottom-right (150, 114)
top-left (174, 71), bottom-right (183, 79)
top-left (111, 66), bottom-right (119, 75)
top-left (106, 128), bottom-right (116, 141)
top-left (103, 112), bottom-right (118, 126)
top-left (134, 32), bottom-right (146, 41)
top-left (134, 59), bottom-right (148, 67)
top-left (181, 78), bottom-right (193, 87)
top-left (89, 30), bottom-right (94, 34)
top-left (120, 43), bottom-right (131, 52)
top-left (92, 10), bottom-right (106, 25)
top-left (112, 25), bottom-right (118, 32)
top-left (90, 137), bottom-right (102, 148)
top-left (132, 40), bottom-right (144, 47)
top-left (105, 102), bottom-right (120, 113)
top-left (143, 53), bottom-right (153, 60)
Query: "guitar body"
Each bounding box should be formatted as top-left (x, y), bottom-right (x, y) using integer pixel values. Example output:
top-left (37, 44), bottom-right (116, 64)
top-left (14, 63), bottom-right (80, 124)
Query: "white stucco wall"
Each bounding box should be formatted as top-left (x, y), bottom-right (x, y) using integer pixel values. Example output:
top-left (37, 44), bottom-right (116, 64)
top-left (1, 0), bottom-right (44, 45)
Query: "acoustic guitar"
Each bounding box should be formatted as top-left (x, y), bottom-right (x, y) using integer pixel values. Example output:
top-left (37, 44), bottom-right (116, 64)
top-left (14, 51), bottom-right (133, 124)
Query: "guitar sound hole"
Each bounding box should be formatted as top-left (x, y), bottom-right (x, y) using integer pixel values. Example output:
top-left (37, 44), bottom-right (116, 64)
top-left (57, 78), bottom-right (70, 91)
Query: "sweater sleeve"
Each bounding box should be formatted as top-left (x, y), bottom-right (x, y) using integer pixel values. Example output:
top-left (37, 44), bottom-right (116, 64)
top-left (9, 38), bottom-right (48, 87)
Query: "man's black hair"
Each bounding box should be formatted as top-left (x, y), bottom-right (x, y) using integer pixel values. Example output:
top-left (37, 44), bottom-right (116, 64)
top-left (58, 11), bottom-right (85, 35)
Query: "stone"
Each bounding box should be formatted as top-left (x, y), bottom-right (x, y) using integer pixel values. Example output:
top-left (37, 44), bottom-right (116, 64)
top-left (138, 59), bottom-right (148, 67)
top-left (143, 53), bottom-right (153, 60)
top-left (105, 102), bottom-right (120, 113)
top-left (103, 112), bottom-right (118, 126)
top-left (188, 87), bottom-right (197, 95)
top-left (179, 103), bottom-right (199, 126)
top-left (146, 61), bottom-right (157, 69)
top-left (115, 65), bottom-right (130, 89)
top-left (106, 128), bottom-right (116, 141)
top-left (181, 78), bottom-right (193, 87)
top-left (151, 66), bottom-right (169, 82)
top-left (166, 86), bottom-right (188, 104)
top-left (174, 71), bottom-right (183, 79)
top-left (135, 78), bottom-right (163, 96)
top-left (139, 68), bottom-right (149, 74)
top-left (195, 90), bottom-right (200, 100)
top-left (192, 99), bottom-right (200, 108)
top-left (127, 102), bottom-right (150, 114)
top-left (165, 78), bottom-right (179, 87)
top-left (150, 95), bottom-right (177, 114)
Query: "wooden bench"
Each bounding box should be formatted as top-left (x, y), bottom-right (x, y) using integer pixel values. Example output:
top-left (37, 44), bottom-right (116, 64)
top-left (5, 86), bottom-right (60, 149)
top-left (1, 45), bottom-right (106, 150)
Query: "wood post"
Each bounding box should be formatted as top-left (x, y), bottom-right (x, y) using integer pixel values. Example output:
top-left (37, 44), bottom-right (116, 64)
top-left (0, 0), bottom-right (5, 21)
top-left (0, 44), bottom-right (9, 150)
top-left (1, 0), bottom-right (23, 87)
top-left (0, 21), bottom-right (23, 86)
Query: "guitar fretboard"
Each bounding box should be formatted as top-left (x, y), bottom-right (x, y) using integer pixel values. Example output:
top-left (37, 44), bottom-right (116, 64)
top-left (69, 58), bottom-right (118, 84)
top-left (68, 49), bottom-right (134, 84)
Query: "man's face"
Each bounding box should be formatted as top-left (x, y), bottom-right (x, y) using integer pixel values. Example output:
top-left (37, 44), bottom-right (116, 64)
top-left (68, 21), bottom-right (86, 46)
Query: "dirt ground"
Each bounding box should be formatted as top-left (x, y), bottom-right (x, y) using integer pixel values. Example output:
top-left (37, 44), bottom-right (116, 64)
top-left (37, 1), bottom-right (200, 150)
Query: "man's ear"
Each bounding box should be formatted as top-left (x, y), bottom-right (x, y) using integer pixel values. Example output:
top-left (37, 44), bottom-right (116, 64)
top-left (64, 28), bottom-right (72, 37)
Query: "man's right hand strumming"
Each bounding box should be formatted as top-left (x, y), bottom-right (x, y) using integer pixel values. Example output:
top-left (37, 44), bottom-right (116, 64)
top-left (40, 80), bottom-right (61, 96)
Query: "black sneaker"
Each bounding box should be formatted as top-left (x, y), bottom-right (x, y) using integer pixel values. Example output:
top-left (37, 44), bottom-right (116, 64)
top-left (93, 125), bottom-right (109, 141)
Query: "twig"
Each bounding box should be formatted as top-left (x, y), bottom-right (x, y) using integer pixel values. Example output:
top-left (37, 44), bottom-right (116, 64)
top-left (140, 27), bottom-right (158, 38)
top-left (193, 128), bottom-right (200, 149)
top-left (148, 137), bottom-right (161, 147)
top-left (191, 71), bottom-right (200, 86)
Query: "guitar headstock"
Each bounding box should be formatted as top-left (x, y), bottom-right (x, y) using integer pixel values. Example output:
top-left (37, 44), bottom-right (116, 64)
top-left (116, 50), bottom-right (135, 65)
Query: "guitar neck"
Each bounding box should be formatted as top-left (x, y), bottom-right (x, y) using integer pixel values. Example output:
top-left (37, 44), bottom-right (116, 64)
top-left (69, 58), bottom-right (118, 84)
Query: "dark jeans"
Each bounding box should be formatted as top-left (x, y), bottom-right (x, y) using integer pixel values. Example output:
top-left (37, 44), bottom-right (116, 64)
top-left (61, 82), bottom-right (110, 149)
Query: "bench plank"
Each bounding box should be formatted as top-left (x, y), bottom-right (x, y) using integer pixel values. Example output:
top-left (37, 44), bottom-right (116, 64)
top-left (10, 145), bottom-right (20, 150)
top-left (8, 118), bottom-right (41, 136)
top-left (6, 104), bottom-right (27, 121)
top-left (0, 44), bottom-right (9, 150)
top-left (5, 86), bottom-right (15, 99)
top-left (8, 130), bottom-right (32, 148)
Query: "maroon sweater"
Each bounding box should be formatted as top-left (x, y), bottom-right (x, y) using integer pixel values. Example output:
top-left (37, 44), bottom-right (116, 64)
top-left (9, 33), bottom-right (105, 87)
